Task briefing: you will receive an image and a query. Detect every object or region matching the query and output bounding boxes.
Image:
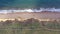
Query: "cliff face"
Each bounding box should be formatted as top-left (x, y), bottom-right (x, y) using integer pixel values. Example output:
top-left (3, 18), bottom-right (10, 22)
top-left (0, 12), bottom-right (60, 21)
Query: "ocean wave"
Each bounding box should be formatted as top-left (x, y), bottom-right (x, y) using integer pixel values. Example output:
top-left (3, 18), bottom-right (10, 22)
top-left (0, 8), bottom-right (60, 13)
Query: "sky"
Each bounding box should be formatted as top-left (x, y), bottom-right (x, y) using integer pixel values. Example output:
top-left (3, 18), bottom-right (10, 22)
top-left (0, 0), bottom-right (60, 9)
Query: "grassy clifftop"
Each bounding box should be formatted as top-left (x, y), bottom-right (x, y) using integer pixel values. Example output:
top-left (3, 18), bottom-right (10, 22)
top-left (0, 18), bottom-right (60, 34)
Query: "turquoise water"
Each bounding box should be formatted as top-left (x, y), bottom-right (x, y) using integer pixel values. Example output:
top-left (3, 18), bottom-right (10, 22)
top-left (0, 0), bottom-right (60, 8)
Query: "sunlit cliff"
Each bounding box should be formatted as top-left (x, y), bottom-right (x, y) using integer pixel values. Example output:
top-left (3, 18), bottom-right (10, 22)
top-left (0, 11), bottom-right (60, 21)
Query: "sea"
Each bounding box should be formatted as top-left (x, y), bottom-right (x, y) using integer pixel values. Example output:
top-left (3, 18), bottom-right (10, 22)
top-left (0, 0), bottom-right (60, 9)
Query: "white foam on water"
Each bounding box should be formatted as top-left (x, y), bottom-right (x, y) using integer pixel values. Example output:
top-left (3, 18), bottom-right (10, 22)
top-left (0, 8), bottom-right (60, 14)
